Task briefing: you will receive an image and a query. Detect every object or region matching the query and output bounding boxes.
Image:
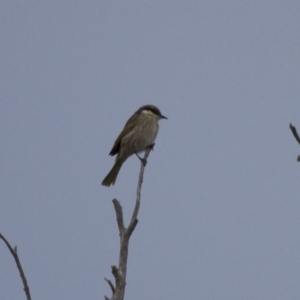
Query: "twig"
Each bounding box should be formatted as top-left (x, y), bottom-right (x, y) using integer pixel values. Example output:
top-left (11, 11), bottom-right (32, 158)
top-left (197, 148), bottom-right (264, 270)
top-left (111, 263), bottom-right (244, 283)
top-left (126, 148), bottom-right (151, 238)
top-left (106, 147), bottom-right (152, 300)
top-left (112, 199), bottom-right (125, 235)
top-left (105, 278), bottom-right (115, 293)
top-left (0, 233), bottom-right (31, 300)
top-left (289, 124), bottom-right (300, 161)
top-left (290, 124), bottom-right (300, 145)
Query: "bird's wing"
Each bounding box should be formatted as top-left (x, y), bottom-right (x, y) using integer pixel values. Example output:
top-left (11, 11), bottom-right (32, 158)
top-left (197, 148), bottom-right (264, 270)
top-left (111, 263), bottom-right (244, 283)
top-left (109, 120), bottom-right (136, 156)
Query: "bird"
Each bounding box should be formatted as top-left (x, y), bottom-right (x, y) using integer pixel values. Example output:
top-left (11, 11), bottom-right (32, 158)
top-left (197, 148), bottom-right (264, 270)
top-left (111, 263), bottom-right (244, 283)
top-left (102, 104), bottom-right (167, 186)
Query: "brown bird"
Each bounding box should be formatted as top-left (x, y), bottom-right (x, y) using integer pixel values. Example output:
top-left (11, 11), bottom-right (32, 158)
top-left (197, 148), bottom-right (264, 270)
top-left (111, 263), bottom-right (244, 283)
top-left (102, 105), bottom-right (167, 186)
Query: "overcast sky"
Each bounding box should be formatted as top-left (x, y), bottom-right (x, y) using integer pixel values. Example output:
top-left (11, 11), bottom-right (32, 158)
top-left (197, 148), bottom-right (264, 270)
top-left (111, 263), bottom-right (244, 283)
top-left (1, 2), bottom-right (300, 300)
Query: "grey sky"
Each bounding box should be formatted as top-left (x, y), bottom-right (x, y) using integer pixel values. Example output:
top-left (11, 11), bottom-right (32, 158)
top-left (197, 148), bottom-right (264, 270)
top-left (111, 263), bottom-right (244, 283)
top-left (1, 2), bottom-right (300, 299)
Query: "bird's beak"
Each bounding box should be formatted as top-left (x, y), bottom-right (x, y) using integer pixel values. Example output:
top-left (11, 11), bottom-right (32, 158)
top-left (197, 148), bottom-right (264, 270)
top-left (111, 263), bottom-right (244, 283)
top-left (161, 115), bottom-right (168, 119)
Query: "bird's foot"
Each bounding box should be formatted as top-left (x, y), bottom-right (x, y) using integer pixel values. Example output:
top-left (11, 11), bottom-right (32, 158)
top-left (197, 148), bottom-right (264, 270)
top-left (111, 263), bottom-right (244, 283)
top-left (148, 143), bottom-right (155, 151)
top-left (135, 152), bottom-right (147, 166)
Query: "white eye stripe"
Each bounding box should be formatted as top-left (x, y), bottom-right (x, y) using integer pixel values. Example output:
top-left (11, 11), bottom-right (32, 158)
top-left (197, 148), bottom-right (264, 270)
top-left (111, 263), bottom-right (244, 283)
top-left (142, 109), bottom-right (154, 116)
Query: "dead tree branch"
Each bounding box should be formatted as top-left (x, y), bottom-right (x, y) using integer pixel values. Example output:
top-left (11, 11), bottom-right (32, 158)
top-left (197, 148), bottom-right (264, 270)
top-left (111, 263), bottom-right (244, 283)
top-left (0, 233), bottom-right (31, 300)
top-left (105, 278), bottom-right (115, 294)
top-left (289, 123), bottom-right (300, 161)
top-left (104, 147), bottom-right (152, 300)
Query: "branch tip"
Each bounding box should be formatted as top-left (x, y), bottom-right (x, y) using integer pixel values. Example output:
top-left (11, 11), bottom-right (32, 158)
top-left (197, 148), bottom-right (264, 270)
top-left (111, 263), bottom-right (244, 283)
top-left (0, 233), bottom-right (31, 300)
top-left (290, 123), bottom-right (300, 145)
top-left (104, 278), bottom-right (115, 293)
top-left (112, 199), bottom-right (125, 233)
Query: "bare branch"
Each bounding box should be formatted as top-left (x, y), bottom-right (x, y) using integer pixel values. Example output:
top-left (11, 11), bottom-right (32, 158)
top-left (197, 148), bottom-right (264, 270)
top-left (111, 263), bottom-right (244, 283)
top-left (126, 219), bottom-right (138, 238)
top-left (106, 147), bottom-right (153, 300)
top-left (289, 124), bottom-right (300, 161)
top-left (290, 124), bottom-right (300, 145)
top-left (0, 233), bottom-right (31, 300)
top-left (105, 277), bottom-right (115, 294)
top-left (112, 199), bottom-right (125, 235)
top-left (126, 147), bottom-right (151, 239)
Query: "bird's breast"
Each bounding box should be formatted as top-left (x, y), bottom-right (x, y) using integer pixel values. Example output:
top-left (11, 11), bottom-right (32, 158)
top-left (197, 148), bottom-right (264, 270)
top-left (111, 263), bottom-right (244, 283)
top-left (120, 117), bottom-right (159, 157)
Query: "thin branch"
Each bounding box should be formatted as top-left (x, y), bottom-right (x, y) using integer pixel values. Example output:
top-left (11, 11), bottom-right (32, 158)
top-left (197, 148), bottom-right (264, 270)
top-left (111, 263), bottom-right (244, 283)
top-left (290, 123), bottom-right (300, 145)
top-left (106, 147), bottom-right (153, 300)
top-left (0, 233), bottom-right (31, 300)
top-left (126, 147), bottom-right (151, 239)
top-left (126, 218), bottom-right (138, 238)
top-left (105, 277), bottom-right (115, 294)
top-left (289, 124), bottom-right (300, 161)
top-left (112, 199), bottom-right (125, 235)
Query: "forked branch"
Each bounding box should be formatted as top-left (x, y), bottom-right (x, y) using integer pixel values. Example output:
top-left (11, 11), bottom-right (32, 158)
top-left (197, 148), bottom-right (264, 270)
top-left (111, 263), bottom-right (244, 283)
top-left (104, 147), bottom-right (152, 300)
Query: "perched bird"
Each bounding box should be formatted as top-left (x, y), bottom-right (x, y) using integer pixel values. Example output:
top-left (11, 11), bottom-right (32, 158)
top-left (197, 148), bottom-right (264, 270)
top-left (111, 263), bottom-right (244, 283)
top-left (102, 105), bottom-right (167, 186)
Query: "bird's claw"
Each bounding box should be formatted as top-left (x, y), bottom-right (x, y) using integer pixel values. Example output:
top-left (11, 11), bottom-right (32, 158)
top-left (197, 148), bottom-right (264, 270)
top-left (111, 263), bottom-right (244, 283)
top-left (148, 143), bottom-right (155, 151)
top-left (135, 153), bottom-right (148, 166)
top-left (140, 158), bottom-right (147, 166)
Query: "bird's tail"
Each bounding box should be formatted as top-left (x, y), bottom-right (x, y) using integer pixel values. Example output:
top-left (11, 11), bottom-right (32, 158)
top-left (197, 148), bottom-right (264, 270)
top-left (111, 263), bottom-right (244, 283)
top-left (102, 160), bottom-right (123, 187)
